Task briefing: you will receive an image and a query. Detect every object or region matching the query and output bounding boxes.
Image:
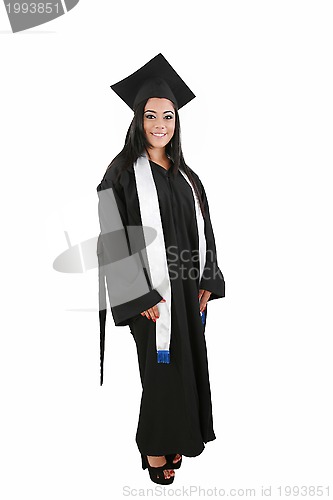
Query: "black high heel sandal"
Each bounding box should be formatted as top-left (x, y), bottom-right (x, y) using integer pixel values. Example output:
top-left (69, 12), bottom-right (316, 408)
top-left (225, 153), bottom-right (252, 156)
top-left (141, 454), bottom-right (175, 485)
top-left (165, 453), bottom-right (182, 469)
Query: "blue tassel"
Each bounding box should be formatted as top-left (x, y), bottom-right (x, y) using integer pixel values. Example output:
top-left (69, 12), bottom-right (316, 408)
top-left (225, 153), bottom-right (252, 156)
top-left (201, 310), bottom-right (206, 325)
top-left (157, 350), bottom-right (170, 363)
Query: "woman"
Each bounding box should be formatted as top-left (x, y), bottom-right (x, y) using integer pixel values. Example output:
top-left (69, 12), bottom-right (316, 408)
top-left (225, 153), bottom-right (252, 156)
top-left (97, 54), bottom-right (225, 485)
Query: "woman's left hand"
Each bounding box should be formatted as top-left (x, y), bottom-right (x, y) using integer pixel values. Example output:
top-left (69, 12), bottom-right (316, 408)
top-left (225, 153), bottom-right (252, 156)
top-left (198, 289), bottom-right (212, 313)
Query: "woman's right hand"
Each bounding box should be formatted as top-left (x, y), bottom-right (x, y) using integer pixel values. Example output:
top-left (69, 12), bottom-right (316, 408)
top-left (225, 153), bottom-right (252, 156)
top-left (140, 298), bottom-right (166, 322)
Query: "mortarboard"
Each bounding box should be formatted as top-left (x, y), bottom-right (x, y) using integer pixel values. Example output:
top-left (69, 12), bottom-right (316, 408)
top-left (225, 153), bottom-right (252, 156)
top-left (110, 53), bottom-right (196, 110)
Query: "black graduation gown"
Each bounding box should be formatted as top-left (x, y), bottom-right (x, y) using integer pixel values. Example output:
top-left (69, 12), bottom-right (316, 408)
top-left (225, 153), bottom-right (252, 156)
top-left (97, 157), bottom-right (225, 458)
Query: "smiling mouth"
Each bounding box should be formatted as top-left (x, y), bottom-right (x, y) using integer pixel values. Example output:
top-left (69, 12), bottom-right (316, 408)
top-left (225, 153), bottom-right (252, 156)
top-left (152, 133), bottom-right (166, 137)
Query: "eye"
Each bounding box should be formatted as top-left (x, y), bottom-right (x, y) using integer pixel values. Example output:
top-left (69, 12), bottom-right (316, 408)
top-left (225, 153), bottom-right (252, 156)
top-left (164, 115), bottom-right (174, 120)
top-left (145, 114), bottom-right (156, 119)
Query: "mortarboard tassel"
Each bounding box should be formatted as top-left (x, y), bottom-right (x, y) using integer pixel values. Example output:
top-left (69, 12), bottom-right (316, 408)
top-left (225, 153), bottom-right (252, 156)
top-left (99, 308), bottom-right (106, 386)
top-left (98, 241), bottom-right (107, 386)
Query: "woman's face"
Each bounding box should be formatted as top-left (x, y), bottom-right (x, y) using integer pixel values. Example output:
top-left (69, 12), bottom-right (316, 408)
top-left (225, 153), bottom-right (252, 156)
top-left (143, 97), bottom-right (176, 150)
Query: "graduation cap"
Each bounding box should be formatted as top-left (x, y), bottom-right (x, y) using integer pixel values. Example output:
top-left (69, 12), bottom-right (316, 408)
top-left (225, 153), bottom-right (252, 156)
top-left (110, 53), bottom-right (196, 110)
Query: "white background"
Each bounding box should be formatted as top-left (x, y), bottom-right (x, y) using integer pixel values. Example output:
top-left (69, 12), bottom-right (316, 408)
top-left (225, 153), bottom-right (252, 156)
top-left (1, 1), bottom-right (332, 498)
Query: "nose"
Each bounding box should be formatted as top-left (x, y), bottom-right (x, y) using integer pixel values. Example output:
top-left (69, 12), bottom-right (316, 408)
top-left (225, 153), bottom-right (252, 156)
top-left (154, 117), bottom-right (166, 129)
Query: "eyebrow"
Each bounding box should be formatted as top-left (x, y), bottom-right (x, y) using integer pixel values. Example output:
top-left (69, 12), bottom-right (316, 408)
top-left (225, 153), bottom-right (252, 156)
top-left (144, 110), bottom-right (174, 114)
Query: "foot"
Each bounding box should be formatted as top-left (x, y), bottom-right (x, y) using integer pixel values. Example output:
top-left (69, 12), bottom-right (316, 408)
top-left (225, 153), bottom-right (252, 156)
top-left (147, 455), bottom-right (175, 480)
top-left (172, 454), bottom-right (182, 464)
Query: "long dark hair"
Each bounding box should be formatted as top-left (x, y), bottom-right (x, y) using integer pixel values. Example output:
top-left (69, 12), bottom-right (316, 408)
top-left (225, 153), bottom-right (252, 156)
top-left (106, 98), bottom-right (206, 218)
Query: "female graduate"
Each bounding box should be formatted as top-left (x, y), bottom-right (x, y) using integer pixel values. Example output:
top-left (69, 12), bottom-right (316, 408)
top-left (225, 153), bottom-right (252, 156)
top-left (97, 53), bottom-right (225, 485)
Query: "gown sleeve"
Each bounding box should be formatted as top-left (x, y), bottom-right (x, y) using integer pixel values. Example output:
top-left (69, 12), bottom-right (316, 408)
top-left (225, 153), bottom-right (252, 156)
top-left (198, 181), bottom-right (226, 302)
top-left (96, 170), bottom-right (163, 385)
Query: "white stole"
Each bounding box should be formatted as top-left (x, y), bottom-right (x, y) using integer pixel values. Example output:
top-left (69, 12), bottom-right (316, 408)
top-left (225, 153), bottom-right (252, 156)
top-left (133, 152), bottom-right (206, 363)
